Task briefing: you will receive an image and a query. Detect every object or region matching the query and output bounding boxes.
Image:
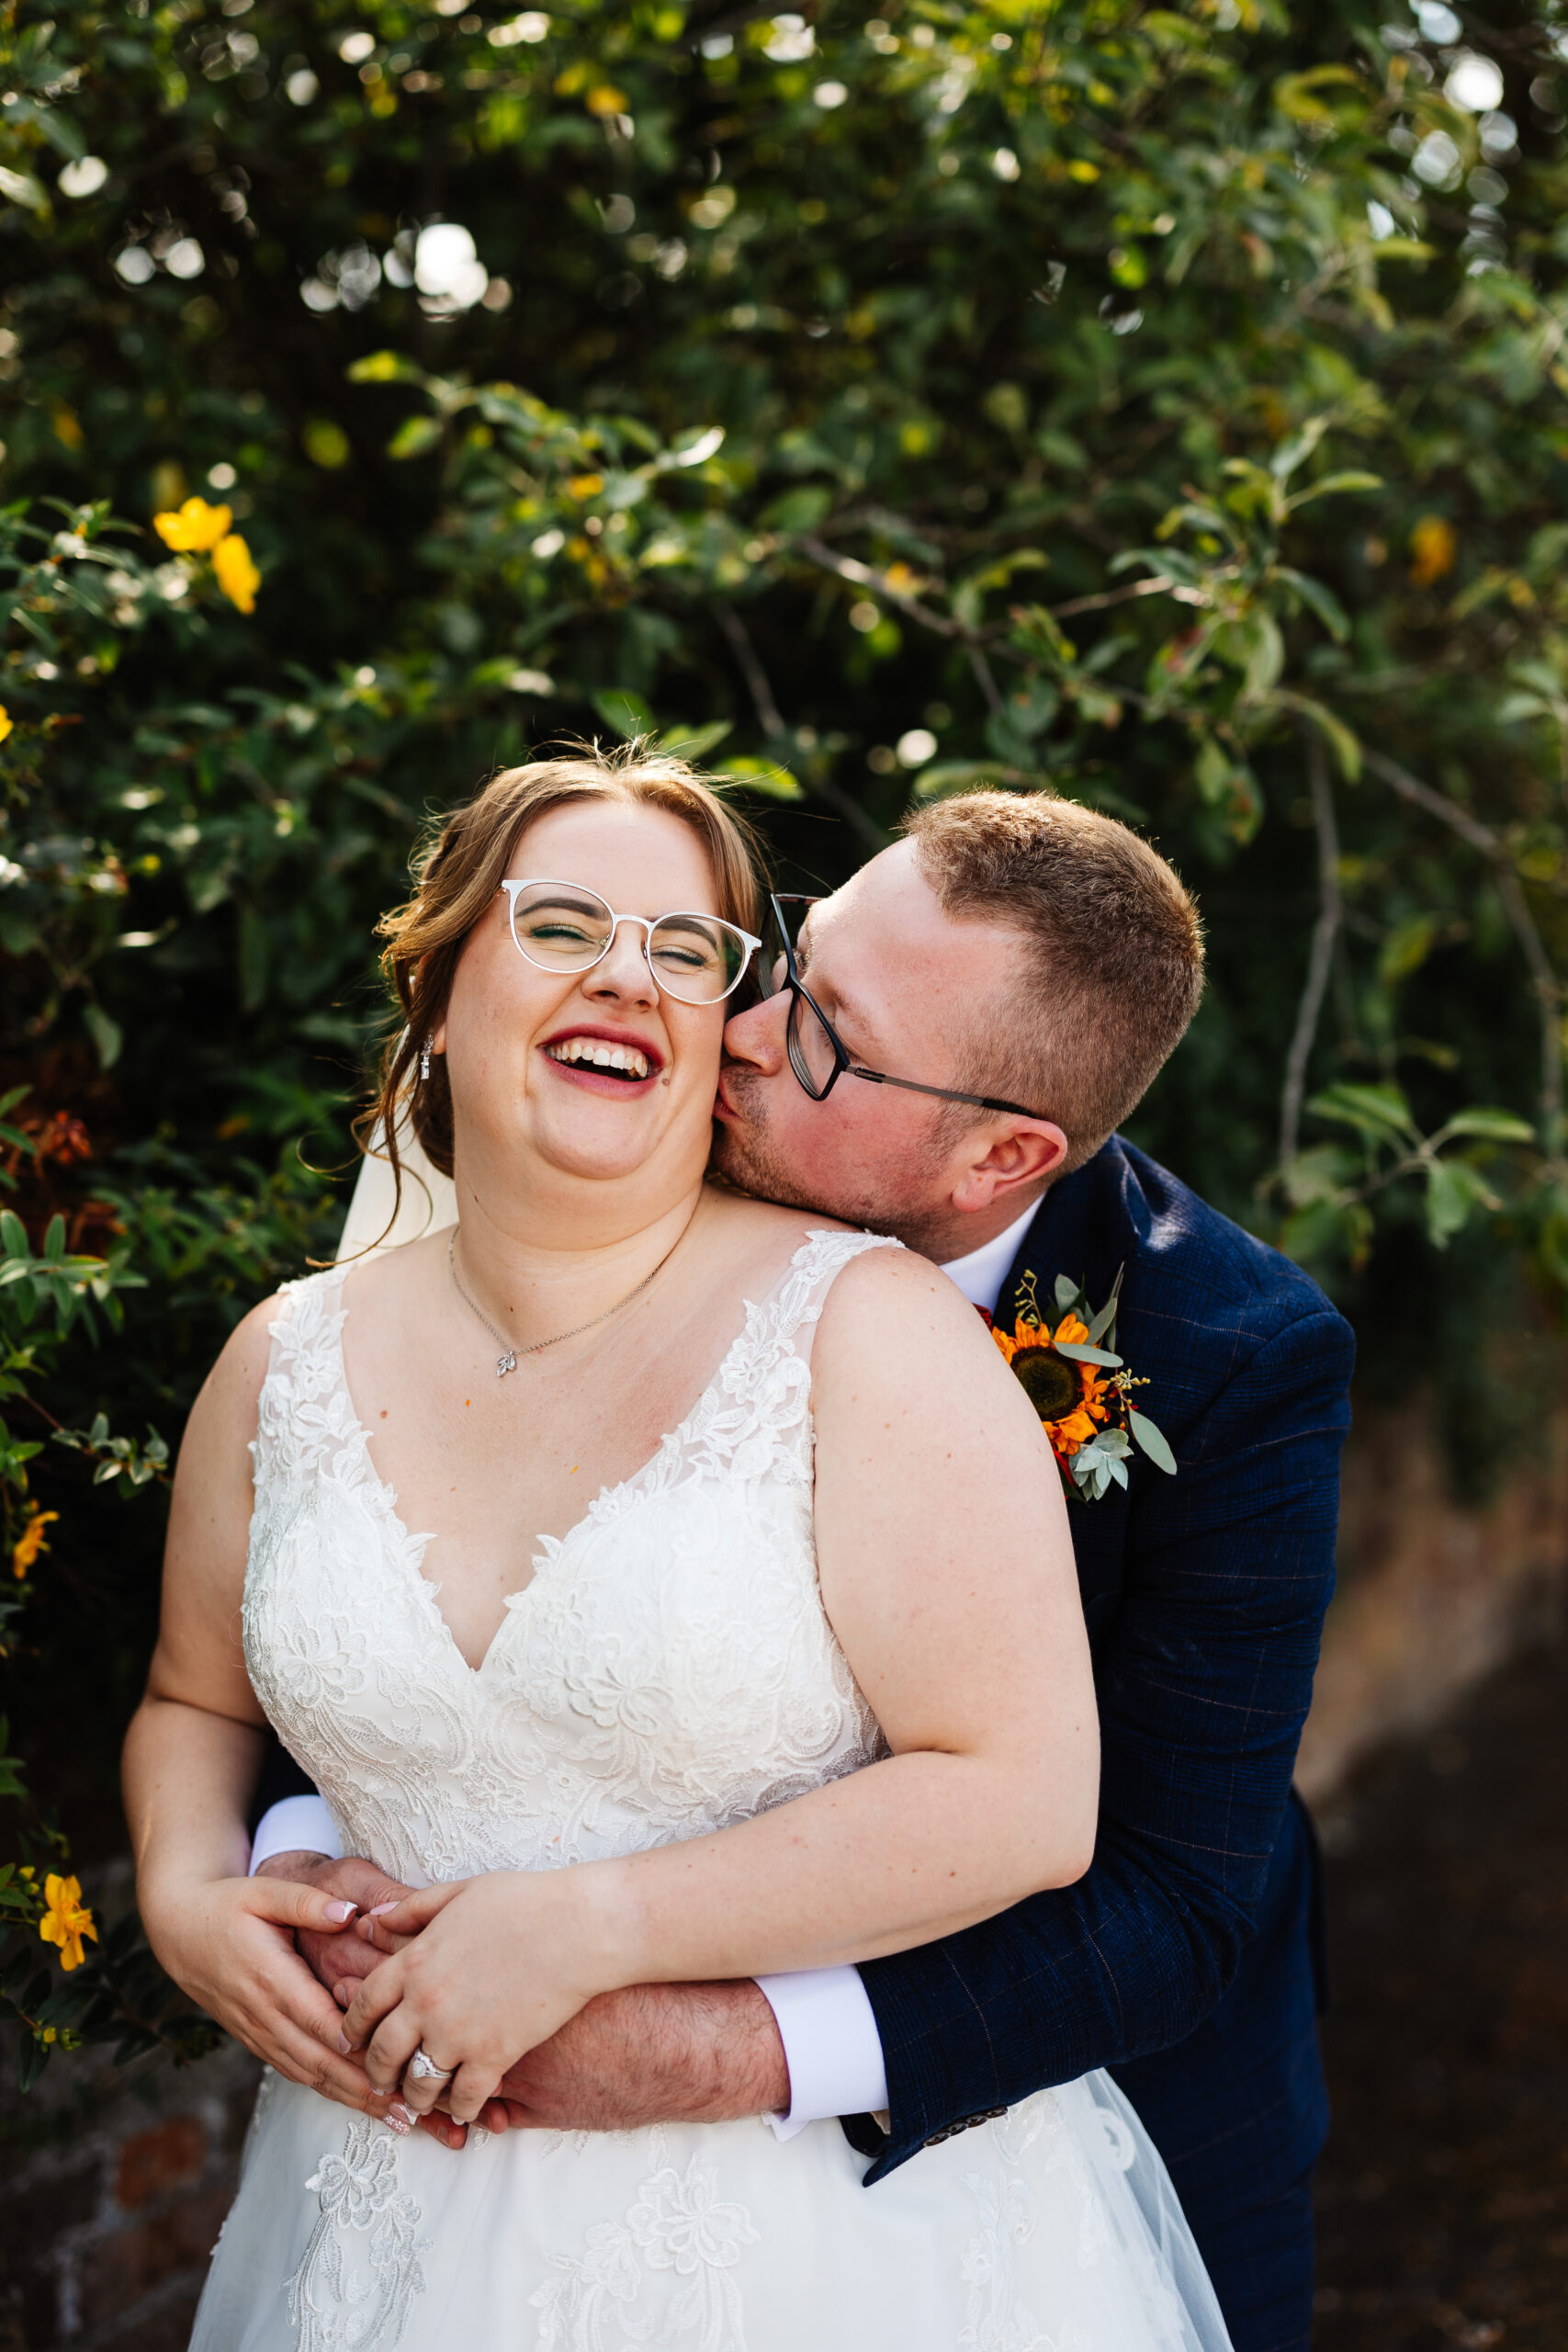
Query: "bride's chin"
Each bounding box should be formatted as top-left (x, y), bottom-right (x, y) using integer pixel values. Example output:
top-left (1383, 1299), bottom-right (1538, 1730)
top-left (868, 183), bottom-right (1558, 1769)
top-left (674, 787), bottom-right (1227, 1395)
top-left (524, 1109), bottom-right (695, 1187)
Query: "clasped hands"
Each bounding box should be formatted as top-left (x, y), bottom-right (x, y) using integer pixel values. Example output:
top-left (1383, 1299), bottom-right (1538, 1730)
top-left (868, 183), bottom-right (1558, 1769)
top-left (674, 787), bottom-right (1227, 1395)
top-left (269, 1851), bottom-right (789, 2150)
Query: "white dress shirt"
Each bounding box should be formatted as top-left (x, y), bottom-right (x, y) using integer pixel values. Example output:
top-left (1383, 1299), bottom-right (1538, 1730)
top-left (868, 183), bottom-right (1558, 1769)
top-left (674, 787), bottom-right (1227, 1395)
top-left (250, 1146), bottom-right (1043, 2138)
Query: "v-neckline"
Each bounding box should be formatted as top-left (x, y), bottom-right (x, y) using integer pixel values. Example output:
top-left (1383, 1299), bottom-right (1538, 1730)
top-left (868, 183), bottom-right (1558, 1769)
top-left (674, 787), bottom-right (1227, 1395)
top-left (325, 1242), bottom-right (812, 1679)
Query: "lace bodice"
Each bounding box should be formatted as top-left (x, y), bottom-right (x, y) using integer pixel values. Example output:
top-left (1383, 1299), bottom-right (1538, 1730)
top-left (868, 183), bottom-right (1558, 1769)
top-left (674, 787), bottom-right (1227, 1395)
top-left (242, 1229), bottom-right (896, 1888)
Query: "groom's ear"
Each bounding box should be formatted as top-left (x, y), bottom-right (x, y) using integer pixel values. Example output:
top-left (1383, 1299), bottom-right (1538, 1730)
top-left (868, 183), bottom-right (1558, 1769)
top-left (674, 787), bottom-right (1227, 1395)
top-left (949, 1120), bottom-right (1068, 1216)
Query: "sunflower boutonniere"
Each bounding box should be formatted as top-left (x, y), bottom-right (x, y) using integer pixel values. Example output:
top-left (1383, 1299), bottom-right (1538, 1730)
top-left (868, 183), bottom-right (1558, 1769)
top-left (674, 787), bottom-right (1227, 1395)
top-left (990, 1269), bottom-right (1177, 1501)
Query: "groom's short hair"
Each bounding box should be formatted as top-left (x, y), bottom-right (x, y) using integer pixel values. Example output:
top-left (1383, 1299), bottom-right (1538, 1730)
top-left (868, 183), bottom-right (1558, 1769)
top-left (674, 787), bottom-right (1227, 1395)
top-left (905, 791), bottom-right (1203, 1173)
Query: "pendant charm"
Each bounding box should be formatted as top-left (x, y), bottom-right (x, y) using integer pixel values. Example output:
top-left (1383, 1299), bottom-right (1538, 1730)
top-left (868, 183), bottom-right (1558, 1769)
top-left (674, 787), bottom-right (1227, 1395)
top-left (496, 1351), bottom-right (517, 1378)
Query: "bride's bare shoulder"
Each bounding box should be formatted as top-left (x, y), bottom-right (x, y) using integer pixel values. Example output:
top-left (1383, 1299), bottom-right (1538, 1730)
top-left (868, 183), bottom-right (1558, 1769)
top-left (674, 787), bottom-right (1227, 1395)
top-left (701, 1184), bottom-right (860, 1266)
top-left (814, 1238), bottom-right (1005, 1375)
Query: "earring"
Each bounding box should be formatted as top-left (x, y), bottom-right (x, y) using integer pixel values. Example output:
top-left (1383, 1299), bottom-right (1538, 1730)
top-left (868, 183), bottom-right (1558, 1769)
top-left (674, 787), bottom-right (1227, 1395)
top-left (420, 1040), bottom-right (431, 1080)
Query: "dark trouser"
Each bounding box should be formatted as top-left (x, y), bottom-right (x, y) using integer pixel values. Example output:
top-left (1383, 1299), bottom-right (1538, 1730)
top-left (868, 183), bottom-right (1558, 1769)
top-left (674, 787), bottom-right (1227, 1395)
top-left (1188, 2165), bottom-right (1315, 2352)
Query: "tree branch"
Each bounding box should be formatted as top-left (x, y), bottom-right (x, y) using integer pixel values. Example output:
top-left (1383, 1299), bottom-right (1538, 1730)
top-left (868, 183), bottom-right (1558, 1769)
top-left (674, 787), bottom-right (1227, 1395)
top-left (1046, 573), bottom-right (1202, 620)
top-left (1280, 730), bottom-right (1342, 1168)
top-left (795, 537), bottom-right (966, 639)
top-left (1364, 749), bottom-right (1564, 1163)
top-left (712, 600), bottom-right (891, 853)
top-left (714, 602), bottom-right (784, 739)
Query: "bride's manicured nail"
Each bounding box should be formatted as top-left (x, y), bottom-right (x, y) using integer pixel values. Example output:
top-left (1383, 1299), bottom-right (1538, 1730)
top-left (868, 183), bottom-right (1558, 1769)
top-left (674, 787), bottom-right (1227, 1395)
top-left (366, 1901), bottom-right (400, 1918)
top-left (384, 2106), bottom-right (412, 2136)
top-left (323, 1900), bottom-right (357, 1923)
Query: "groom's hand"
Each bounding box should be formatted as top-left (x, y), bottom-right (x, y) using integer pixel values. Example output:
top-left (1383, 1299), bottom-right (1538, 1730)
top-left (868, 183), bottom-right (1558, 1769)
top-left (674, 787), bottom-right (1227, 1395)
top-left (256, 1851), bottom-right (412, 2000)
top-left (273, 1859), bottom-right (790, 2145)
top-left (481, 1980), bottom-right (789, 2133)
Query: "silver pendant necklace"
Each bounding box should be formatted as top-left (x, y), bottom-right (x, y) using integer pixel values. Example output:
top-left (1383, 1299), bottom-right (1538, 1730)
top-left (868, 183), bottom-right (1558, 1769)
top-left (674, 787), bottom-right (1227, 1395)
top-left (447, 1224), bottom-right (687, 1378)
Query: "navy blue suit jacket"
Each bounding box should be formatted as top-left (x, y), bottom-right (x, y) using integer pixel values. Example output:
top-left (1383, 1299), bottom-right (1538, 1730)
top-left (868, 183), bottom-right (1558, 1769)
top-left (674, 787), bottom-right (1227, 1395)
top-left (848, 1137), bottom-right (1354, 2234)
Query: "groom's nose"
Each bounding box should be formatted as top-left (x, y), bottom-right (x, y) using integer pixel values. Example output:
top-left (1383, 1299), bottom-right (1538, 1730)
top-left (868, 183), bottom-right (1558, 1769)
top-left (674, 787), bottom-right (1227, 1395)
top-left (722, 988), bottom-right (787, 1074)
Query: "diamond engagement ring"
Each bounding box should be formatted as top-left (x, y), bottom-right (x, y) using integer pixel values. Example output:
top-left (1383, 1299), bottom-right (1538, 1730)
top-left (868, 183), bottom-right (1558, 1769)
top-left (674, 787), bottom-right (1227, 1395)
top-left (408, 2049), bottom-right (456, 2083)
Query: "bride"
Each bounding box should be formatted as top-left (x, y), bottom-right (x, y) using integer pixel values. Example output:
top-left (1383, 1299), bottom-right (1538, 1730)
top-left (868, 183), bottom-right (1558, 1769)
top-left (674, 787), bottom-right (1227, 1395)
top-left (124, 747), bottom-right (1230, 2351)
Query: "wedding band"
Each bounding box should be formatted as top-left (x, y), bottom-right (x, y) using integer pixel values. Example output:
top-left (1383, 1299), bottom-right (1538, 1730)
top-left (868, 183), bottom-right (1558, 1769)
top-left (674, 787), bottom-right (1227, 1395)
top-left (409, 2048), bottom-right (456, 2083)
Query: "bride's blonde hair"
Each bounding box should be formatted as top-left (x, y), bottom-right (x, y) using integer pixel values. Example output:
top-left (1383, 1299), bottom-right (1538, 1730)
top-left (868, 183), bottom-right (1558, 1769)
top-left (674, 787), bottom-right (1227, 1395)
top-left (359, 742), bottom-right (764, 1220)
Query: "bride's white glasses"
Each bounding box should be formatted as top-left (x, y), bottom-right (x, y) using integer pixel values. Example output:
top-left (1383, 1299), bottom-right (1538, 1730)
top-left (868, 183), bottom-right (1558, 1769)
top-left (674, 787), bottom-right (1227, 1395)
top-left (499, 878), bottom-right (762, 1007)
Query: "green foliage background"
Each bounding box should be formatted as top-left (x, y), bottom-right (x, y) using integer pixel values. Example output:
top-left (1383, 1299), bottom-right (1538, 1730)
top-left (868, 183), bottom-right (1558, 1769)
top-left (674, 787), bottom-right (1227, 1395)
top-left (2, 0), bottom-right (1567, 2080)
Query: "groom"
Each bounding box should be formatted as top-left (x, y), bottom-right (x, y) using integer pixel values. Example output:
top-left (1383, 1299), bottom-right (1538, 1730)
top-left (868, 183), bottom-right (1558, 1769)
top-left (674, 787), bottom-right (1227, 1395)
top-left (252, 789), bottom-right (1353, 2352)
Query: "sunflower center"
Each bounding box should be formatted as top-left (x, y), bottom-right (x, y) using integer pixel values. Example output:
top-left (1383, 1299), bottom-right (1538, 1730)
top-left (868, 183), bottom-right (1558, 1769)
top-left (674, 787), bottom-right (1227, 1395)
top-left (1010, 1344), bottom-right (1081, 1423)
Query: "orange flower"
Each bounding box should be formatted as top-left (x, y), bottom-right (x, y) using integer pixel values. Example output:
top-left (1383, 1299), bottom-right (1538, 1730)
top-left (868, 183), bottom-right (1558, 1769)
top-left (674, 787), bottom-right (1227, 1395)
top-left (12, 1508), bottom-right (58, 1579)
top-left (1045, 1406), bottom-right (1099, 1460)
top-left (39, 1873), bottom-right (97, 1972)
top-left (1408, 515), bottom-right (1456, 589)
top-left (991, 1322), bottom-right (1084, 1426)
top-left (1052, 1313), bottom-right (1089, 1346)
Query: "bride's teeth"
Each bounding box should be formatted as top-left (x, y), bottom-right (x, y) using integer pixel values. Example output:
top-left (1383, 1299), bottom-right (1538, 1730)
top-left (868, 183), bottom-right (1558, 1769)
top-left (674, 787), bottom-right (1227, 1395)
top-left (547, 1039), bottom-right (650, 1078)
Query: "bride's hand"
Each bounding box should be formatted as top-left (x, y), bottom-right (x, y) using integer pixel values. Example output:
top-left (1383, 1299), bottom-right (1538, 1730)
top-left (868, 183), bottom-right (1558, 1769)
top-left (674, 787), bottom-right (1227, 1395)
top-left (338, 1871), bottom-right (615, 2123)
top-left (141, 1871), bottom-right (406, 2121)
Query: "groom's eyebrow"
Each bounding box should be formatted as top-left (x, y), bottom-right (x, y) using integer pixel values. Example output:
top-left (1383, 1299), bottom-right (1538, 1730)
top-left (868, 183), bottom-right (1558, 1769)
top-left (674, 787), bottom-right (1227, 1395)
top-left (814, 972), bottom-right (882, 1057)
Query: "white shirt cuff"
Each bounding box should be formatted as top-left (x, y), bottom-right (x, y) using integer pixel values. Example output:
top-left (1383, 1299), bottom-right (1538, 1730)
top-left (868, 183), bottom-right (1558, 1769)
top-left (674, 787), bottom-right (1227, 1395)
top-left (753, 1965), bottom-right (889, 2141)
top-left (249, 1794), bottom-right (343, 1874)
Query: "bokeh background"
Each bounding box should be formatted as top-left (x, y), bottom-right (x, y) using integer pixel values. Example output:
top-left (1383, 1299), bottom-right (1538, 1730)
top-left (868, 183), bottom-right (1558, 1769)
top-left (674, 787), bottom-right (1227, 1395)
top-left (3, 0), bottom-right (1568, 2343)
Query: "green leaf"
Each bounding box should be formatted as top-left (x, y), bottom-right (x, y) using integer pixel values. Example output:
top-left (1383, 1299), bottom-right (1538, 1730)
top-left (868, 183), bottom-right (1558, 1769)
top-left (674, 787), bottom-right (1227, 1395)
top-left (1283, 694), bottom-right (1361, 782)
top-left (1436, 1108), bottom-right (1537, 1144)
top-left (1306, 1083), bottom-right (1418, 1144)
top-left (386, 415), bottom-right (443, 462)
top-left (1053, 1340), bottom-right (1124, 1367)
top-left (653, 720), bottom-right (733, 762)
top-left (1424, 1158), bottom-right (1496, 1249)
top-left (347, 352), bottom-right (427, 385)
top-left (0, 167), bottom-right (47, 214)
top-left (1086, 1295), bottom-right (1120, 1348)
top-left (1377, 913), bottom-right (1441, 986)
top-left (1280, 1197), bottom-right (1373, 1267)
top-left (1275, 566), bottom-right (1350, 642)
top-left (1127, 1410), bottom-right (1178, 1474)
top-left (83, 1004), bottom-right (122, 1070)
top-left (592, 687), bottom-right (656, 741)
top-left (720, 756), bottom-right (803, 800)
top-left (17, 2033), bottom-right (50, 2093)
top-left (1284, 470), bottom-right (1383, 511)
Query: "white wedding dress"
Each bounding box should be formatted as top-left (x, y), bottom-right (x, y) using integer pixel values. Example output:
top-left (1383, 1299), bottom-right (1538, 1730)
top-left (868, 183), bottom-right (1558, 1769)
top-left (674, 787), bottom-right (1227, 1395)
top-left (192, 1230), bottom-right (1232, 2352)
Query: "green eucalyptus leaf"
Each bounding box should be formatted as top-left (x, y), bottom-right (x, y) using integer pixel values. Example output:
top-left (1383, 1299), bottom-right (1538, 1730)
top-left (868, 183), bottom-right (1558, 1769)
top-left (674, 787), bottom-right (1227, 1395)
top-left (1128, 1411), bottom-right (1178, 1474)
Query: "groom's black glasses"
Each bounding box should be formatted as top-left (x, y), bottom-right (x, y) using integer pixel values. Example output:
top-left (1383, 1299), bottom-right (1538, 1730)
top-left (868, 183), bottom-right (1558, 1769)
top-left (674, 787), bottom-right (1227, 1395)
top-left (758, 893), bottom-right (1054, 1121)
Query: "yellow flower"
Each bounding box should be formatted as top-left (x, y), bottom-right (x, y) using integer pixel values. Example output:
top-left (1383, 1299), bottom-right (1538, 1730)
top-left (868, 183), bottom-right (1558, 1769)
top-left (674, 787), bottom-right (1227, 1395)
top-left (1408, 515), bottom-right (1456, 589)
top-left (39, 1873), bottom-right (97, 1972)
top-left (0, 705), bottom-right (11, 745)
top-left (213, 532), bottom-right (261, 614)
top-left (567, 473), bottom-right (605, 500)
top-left (12, 1509), bottom-right (58, 1579)
top-left (585, 85), bottom-right (629, 118)
top-left (1052, 1313), bottom-right (1090, 1347)
top-left (153, 496), bottom-right (233, 553)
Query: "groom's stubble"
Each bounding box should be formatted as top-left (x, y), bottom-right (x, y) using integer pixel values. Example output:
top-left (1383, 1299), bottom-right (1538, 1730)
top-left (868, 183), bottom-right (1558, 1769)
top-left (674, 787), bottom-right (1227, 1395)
top-left (711, 1061), bottom-right (960, 1249)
